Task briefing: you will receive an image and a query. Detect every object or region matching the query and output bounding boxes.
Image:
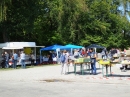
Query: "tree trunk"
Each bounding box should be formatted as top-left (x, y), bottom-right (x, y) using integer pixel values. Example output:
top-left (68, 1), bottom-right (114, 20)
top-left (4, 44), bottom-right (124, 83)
top-left (2, 31), bottom-right (8, 42)
top-left (2, 23), bottom-right (9, 42)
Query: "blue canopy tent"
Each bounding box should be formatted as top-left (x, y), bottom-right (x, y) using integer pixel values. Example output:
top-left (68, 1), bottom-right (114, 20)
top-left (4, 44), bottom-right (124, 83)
top-left (64, 44), bottom-right (83, 49)
top-left (40, 44), bottom-right (64, 63)
top-left (40, 44), bottom-right (64, 51)
top-left (60, 44), bottom-right (83, 55)
top-left (59, 44), bottom-right (83, 49)
top-left (40, 44), bottom-right (83, 63)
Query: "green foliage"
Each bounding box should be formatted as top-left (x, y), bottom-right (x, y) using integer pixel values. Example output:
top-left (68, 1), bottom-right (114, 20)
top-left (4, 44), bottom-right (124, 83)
top-left (0, 0), bottom-right (130, 49)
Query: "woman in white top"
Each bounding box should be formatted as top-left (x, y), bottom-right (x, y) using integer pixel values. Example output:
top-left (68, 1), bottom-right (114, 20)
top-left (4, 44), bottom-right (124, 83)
top-left (20, 51), bottom-right (26, 68)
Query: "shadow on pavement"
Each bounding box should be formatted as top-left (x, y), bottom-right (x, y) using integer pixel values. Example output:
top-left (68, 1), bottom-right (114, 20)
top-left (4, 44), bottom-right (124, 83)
top-left (67, 71), bottom-right (102, 75)
top-left (108, 74), bottom-right (130, 77)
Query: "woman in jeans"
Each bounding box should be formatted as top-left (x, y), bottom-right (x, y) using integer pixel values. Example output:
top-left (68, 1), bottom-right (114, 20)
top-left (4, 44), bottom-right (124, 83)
top-left (20, 51), bottom-right (26, 68)
top-left (12, 52), bottom-right (18, 69)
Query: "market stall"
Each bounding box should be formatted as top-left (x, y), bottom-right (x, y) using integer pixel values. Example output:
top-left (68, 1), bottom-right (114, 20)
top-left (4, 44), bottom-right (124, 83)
top-left (0, 42), bottom-right (44, 66)
top-left (73, 57), bottom-right (91, 75)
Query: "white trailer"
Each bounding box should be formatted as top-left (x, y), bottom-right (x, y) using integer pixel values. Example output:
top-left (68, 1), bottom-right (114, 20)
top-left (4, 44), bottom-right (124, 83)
top-left (0, 42), bottom-right (44, 66)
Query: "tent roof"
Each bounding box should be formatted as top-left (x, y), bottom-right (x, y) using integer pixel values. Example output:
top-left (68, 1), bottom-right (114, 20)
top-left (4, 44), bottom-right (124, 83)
top-left (40, 44), bottom-right (63, 51)
top-left (40, 44), bottom-right (83, 51)
top-left (2, 47), bottom-right (23, 49)
top-left (86, 44), bottom-right (104, 49)
top-left (60, 44), bottom-right (83, 49)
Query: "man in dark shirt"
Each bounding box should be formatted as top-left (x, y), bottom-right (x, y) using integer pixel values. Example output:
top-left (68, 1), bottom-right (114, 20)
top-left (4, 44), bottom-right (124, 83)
top-left (1, 53), bottom-right (6, 68)
top-left (88, 48), bottom-right (97, 75)
top-left (48, 51), bottom-right (53, 64)
top-left (110, 48), bottom-right (117, 57)
top-left (113, 48), bottom-right (117, 54)
top-left (5, 52), bottom-right (9, 68)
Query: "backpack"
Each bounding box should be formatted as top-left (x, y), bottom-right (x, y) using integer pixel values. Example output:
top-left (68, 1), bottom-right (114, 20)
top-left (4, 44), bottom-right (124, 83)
top-left (60, 54), bottom-right (66, 63)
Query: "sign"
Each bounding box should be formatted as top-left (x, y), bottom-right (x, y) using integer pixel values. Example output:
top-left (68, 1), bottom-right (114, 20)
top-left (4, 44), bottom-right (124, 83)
top-left (24, 47), bottom-right (31, 54)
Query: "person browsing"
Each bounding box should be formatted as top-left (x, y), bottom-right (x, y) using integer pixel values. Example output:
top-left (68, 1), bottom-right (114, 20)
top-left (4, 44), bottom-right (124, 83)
top-left (88, 48), bottom-right (97, 75)
top-left (12, 52), bottom-right (18, 69)
top-left (20, 51), bottom-right (26, 68)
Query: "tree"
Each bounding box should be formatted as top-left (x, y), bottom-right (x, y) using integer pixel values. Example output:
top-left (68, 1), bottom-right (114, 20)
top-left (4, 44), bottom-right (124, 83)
top-left (79, 0), bottom-right (130, 48)
top-left (1, 0), bottom-right (130, 49)
top-left (0, 0), bottom-right (11, 42)
top-left (5, 0), bottom-right (40, 42)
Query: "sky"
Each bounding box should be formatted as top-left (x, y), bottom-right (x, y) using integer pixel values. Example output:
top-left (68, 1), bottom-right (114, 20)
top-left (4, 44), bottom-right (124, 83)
top-left (118, 2), bottom-right (130, 21)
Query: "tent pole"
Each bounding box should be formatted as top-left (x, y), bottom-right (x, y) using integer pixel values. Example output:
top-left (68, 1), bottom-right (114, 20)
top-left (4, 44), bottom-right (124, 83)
top-left (13, 49), bottom-right (14, 54)
top-left (71, 48), bottom-right (73, 55)
top-left (56, 49), bottom-right (58, 64)
top-left (40, 50), bottom-right (41, 64)
top-left (95, 48), bottom-right (96, 53)
top-left (34, 47), bottom-right (36, 64)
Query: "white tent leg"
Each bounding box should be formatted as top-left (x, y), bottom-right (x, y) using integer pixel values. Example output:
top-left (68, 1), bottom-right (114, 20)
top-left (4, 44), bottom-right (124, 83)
top-left (71, 48), bottom-right (73, 55)
top-left (40, 50), bottom-right (41, 64)
top-left (34, 47), bottom-right (36, 64)
top-left (13, 49), bottom-right (14, 54)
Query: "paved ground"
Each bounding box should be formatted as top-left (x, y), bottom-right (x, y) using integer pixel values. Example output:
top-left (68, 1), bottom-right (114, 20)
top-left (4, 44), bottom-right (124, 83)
top-left (0, 63), bottom-right (130, 97)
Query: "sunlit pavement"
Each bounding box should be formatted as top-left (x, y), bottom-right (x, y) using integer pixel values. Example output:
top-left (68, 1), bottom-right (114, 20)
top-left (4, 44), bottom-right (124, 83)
top-left (0, 63), bottom-right (130, 97)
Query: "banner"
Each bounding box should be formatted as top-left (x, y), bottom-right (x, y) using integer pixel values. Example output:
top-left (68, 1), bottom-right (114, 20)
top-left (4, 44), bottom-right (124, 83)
top-left (24, 47), bottom-right (31, 55)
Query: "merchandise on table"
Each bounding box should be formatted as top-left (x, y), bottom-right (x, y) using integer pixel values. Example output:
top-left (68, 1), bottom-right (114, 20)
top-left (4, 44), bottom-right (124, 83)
top-left (111, 59), bottom-right (120, 63)
top-left (74, 58), bottom-right (84, 63)
top-left (99, 60), bottom-right (110, 65)
top-left (121, 60), bottom-right (130, 65)
top-left (113, 53), bottom-right (120, 58)
top-left (84, 57), bottom-right (91, 62)
top-left (74, 57), bottom-right (91, 63)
